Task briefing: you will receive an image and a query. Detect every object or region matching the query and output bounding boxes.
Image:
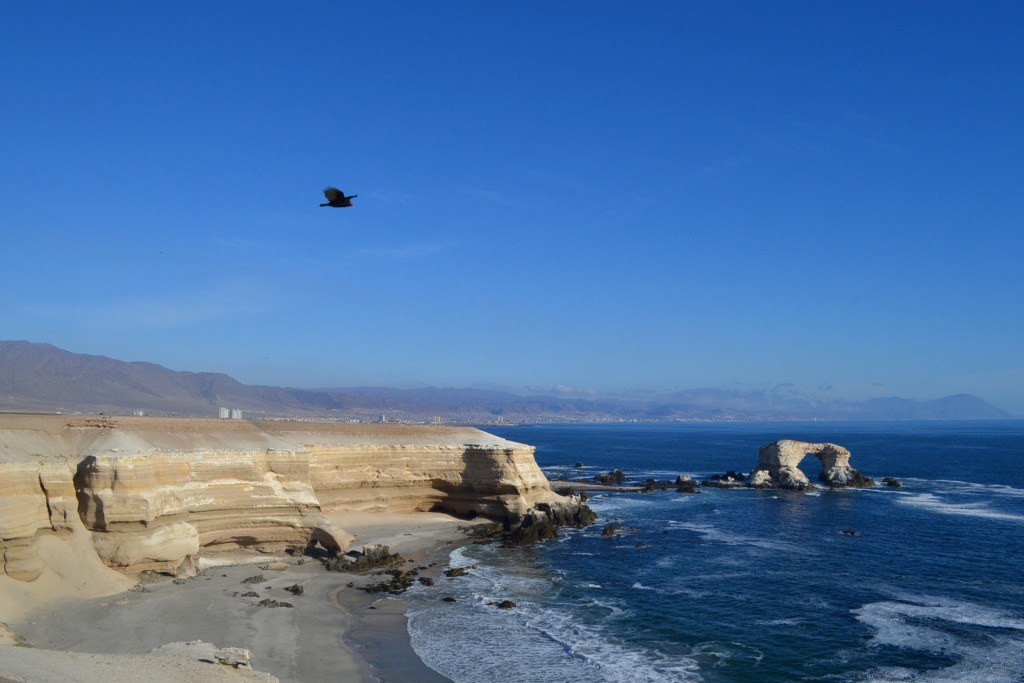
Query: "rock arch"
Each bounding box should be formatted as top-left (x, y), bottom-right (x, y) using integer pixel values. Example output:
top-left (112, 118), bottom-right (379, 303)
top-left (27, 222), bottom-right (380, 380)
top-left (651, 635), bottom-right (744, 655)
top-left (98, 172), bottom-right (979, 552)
top-left (749, 440), bottom-right (873, 490)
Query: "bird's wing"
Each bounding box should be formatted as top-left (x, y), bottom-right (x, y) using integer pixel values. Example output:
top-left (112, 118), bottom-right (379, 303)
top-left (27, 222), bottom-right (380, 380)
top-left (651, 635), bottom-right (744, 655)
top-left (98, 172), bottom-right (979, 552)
top-left (323, 187), bottom-right (343, 201)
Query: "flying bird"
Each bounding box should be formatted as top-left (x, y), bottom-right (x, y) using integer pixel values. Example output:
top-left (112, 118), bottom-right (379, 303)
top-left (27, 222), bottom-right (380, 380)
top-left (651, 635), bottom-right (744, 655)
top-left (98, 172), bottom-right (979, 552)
top-left (320, 187), bottom-right (357, 208)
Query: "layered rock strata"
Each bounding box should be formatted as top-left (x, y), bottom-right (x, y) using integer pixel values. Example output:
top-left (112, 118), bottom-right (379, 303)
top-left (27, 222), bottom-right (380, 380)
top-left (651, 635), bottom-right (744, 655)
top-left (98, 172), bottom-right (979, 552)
top-left (748, 439), bottom-right (874, 490)
top-left (0, 415), bottom-right (582, 581)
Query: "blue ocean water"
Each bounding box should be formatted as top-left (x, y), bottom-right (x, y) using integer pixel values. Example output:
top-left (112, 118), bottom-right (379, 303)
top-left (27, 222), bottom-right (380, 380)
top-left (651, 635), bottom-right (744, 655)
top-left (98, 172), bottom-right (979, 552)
top-left (404, 422), bottom-right (1024, 682)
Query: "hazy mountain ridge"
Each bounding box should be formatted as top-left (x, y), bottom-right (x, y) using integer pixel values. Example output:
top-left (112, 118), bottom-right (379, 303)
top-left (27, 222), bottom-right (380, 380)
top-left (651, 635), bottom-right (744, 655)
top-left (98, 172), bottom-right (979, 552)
top-left (0, 341), bottom-right (1014, 422)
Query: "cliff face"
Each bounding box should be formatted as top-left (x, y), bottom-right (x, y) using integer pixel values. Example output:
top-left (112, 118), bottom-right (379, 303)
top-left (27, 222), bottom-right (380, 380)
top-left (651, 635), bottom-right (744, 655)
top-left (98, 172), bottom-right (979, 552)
top-left (0, 415), bottom-right (572, 580)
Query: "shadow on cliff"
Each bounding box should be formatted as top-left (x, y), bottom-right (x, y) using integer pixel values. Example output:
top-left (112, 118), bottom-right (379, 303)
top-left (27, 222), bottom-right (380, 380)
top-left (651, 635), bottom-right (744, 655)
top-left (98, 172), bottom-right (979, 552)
top-left (73, 455), bottom-right (106, 531)
top-left (428, 446), bottom-right (524, 521)
top-left (428, 447), bottom-right (598, 547)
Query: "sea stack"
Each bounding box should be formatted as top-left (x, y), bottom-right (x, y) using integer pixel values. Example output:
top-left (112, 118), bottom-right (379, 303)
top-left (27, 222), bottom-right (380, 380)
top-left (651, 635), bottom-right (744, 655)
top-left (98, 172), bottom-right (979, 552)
top-left (748, 439), bottom-right (874, 490)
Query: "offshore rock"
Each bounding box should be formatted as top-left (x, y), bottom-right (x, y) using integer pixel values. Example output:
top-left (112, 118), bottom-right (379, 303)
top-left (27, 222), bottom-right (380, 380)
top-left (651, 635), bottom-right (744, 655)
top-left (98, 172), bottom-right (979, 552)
top-left (749, 440), bottom-right (874, 490)
top-left (596, 469), bottom-right (626, 486)
top-left (675, 475), bottom-right (698, 493)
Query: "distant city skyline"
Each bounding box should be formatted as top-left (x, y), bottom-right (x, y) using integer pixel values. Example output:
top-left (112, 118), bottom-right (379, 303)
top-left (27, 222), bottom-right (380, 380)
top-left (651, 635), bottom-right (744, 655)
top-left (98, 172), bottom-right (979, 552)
top-left (2, 3), bottom-right (1022, 414)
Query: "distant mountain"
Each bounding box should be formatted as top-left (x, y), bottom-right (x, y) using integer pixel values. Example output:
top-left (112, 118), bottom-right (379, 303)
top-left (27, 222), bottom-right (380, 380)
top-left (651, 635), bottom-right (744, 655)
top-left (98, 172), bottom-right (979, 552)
top-left (648, 387), bottom-right (1014, 421)
top-left (846, 394), bottom-right (1013, 421)
top-left (0, 341), bottom-right (1014, 422)
top-left (0, 340), bottom-right (316, 415)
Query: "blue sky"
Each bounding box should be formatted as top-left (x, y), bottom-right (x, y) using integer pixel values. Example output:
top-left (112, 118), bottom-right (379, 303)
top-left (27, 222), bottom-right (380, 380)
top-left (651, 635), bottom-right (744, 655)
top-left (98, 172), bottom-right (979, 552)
top-left (2, 2), bottom-right (1022, 413)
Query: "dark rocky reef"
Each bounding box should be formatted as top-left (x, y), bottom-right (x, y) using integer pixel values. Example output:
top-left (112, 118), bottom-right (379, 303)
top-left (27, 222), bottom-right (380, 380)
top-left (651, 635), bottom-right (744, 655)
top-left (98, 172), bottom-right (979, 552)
top-left (702, 471), bottom-right (749, 489)
top-left (465, 500), bottom-right (598, 548)
top-left (596, 469), bottom-right (626, 486)
top-left (507, 501), bottom-right (598, 546)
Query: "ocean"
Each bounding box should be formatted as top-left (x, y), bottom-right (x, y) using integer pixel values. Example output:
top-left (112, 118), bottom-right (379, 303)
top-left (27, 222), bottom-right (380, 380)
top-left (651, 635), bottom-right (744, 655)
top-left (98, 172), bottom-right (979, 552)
top-left (401, 421), bottom-right (1024, 682)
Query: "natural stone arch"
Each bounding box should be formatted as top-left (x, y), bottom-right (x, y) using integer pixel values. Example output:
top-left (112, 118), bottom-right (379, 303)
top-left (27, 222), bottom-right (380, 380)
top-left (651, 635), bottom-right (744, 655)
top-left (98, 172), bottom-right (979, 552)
top-left (748, 440), bottom-right (873, 490)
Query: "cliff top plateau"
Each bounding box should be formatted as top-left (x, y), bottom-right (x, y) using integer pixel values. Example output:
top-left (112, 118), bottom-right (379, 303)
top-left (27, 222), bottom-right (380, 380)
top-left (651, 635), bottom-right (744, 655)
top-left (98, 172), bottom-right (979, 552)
top-left (0, 413), bottom-right (516, 463)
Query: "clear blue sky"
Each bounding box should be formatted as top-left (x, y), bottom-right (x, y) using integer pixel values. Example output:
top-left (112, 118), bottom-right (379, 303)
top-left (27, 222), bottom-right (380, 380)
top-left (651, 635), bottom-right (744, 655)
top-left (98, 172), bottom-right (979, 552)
top-left (2, 2), bottom-right (1022, 413)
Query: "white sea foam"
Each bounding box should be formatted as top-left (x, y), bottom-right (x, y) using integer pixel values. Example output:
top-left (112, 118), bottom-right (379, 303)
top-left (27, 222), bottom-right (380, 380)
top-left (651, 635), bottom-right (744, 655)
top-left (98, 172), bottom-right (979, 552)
top-left (945, 482), bottom-right (1024, 498)
top-left (586, 496), bottom-right (660, 515)
top-left (667, 520), bottom-right (812, 554)
top-left (852, 596), bottom-right (1024, 682)
top-left (855, 601), bottom-right (959, 653)
top-left (408, 591), bottom-right (702, 682)
top-left (654, 555), bottom-right (679, 569)
top-left (408, 542), bottom-right (703, 682)
top-left (756, 618), bottom-right (803, 627)
top-left (862, 594), bottom-right (1024, 633)
top-left (854, 642), bottom-right (1024, 682)
top-left (986, 484), bottom-right (1024, 498)
top-left (905, 478), bottom-right (1024, 498)
top-left (688, 641), bottom-right (764, 668)
top-left (896, 493), bottom-right (1024, 523)
top-left (446, 545), bottom-right (475, 569)
top-left (581, 596), bottom-right (627, 619)
top-left (630, 580), bottom-right (704, 599)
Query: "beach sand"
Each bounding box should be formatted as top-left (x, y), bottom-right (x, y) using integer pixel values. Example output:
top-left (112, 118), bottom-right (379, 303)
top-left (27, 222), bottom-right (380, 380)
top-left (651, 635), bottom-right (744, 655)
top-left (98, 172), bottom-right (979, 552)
top-left (1, 511), bottom-right (484, 683)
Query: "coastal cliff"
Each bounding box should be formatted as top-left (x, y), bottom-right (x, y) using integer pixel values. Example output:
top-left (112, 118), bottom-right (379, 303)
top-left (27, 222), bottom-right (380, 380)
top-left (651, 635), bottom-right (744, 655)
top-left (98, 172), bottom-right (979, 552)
top-left (0, 414), bottom-right (584, 582)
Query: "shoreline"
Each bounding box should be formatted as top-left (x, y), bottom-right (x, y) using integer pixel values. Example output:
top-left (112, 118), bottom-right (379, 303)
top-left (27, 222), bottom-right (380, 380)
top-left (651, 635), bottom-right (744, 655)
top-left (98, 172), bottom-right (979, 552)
top-left (2, 512), bottom-right (481, 683)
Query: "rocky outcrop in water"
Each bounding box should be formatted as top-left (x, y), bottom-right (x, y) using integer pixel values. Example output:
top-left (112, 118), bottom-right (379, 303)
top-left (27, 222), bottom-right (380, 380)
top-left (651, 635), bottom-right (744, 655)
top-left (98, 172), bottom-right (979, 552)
top-left (748, 439), bottom-right (874, 490)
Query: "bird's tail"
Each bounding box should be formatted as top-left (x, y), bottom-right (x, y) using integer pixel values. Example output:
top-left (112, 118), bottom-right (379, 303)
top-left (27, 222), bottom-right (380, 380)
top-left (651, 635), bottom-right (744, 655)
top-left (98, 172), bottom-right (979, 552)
top-left (319, 202), bottom-right (330, 207)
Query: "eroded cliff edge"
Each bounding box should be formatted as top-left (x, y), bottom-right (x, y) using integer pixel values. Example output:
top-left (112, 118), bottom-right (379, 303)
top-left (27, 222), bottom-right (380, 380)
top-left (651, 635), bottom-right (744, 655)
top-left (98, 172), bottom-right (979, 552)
top-left (0, 414), bottom-right (589, 585)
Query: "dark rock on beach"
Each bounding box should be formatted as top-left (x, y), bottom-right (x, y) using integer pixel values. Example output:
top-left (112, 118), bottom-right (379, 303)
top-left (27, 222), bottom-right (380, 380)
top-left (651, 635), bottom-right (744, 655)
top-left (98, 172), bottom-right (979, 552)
top-left (324, 544), bottom-right (404, 572)
top-left (257, 598), bottom-right (293, 608)
top-left (361, 569), bottom-right (417, 594)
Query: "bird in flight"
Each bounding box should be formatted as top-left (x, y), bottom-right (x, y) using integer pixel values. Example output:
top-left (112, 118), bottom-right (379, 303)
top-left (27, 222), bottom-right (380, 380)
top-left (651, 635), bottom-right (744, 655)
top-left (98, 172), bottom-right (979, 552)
top-left (320, 187), bottom-right (357, 208)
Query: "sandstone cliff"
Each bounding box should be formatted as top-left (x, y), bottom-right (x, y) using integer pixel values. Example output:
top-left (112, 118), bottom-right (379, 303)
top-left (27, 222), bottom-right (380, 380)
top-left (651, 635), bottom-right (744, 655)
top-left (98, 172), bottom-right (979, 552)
top-left (0, 415), bottom-right (580, 584)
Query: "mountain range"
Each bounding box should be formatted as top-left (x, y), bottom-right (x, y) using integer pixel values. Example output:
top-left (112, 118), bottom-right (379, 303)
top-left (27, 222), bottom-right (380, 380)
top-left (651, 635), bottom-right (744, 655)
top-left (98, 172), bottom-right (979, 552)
top-left (0, 341), bottom-right (1015, 423)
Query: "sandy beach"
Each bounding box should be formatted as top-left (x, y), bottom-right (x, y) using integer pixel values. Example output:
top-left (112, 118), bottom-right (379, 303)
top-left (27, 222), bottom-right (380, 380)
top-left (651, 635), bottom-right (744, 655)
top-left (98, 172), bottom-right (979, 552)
top-left (1, 511), bottom-right (483, 683)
